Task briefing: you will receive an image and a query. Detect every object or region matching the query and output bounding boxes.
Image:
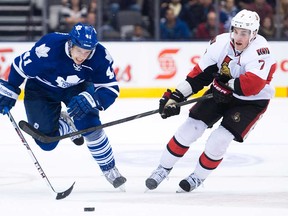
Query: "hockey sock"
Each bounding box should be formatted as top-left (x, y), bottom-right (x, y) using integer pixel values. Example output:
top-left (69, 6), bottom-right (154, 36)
top-left (160, 136), bottom-right (189, 169)
top-left (199, 152), bottom-right (223, 170)
top-left (85, 129), bottom-right (115, 171)
top-left (194, 152), bottom-right (223, 180)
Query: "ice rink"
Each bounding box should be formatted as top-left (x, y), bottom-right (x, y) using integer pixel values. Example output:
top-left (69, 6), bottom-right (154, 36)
top-left (0, 98), bottom-right (287, 216)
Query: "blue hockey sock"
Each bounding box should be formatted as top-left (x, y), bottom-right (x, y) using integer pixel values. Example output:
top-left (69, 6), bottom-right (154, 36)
top-left (85, 129), bottom-right (115, 171)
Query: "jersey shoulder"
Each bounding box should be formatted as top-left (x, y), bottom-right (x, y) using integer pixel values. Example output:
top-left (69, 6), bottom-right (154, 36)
top-left (244, 35), bottom-right (274, 61)
top-left (215, 33), bottom-right (231, 42)
top-left (206, 33), bottom-right (230, 52)
top-left (32, 32), bottom-right (69, 59)
top-left (85, 43), bottom-right (116, 83)
top-left (203, 33), bottom-right (230, 61)
top-left (35, 32), bottom-right (69, 47)
top-left (89, 43), bottom-right (114, 66)
top-left (21, 33), bottom-right (69, 77)
top-left (249, 35), bottom-right (271, 51)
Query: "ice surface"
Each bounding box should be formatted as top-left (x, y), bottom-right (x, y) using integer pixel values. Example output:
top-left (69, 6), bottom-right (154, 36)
top-left (0, 98), bottom-right (287, 216)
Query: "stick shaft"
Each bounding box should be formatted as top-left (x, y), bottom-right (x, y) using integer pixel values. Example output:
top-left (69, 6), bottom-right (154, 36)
top-left (7, 111), bottom-right (75, 199)
top-left (19, 93), bottom-right (213, 143)
top-left (7, 111), bottom-right (57, 190)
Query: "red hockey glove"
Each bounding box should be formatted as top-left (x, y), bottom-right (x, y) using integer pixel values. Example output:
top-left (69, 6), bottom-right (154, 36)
top-left (159, 89), bottom-right (185, 119)
top-left (211, 77), bottom-right (233, 103)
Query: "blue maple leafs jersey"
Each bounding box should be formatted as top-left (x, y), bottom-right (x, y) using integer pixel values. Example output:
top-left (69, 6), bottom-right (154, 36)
top-left (8, 32), bottom-right (119, 110)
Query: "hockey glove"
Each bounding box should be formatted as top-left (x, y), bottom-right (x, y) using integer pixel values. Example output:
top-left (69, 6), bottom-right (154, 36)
top-left (211, 77), bottom-right (233, 103)
top-left (159, 89), bottom-right (185, 119)
top-left (0, 80), bottom-right (21, 115)
top-left (67, 91), bottom-right (103, 120)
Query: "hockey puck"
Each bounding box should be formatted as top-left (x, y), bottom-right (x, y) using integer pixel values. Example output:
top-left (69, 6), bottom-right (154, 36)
top-left (84, 207), bottom-right (95, 212)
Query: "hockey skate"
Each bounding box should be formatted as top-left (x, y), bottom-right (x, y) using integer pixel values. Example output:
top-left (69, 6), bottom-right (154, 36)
top-left (145, 165), bottom-right (171, 190)
top-left (103, 167), bottom-right (127, 190)
top-left (177, 173), bottom-right (204, 193)
top-left (59, 111), bottom-right (84, 146)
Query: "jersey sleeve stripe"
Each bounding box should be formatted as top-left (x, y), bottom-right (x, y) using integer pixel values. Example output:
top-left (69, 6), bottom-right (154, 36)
top-left (12, 60), bottom-right (27, 79)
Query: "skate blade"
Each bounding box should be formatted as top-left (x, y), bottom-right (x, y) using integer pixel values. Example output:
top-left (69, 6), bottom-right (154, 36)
top-left (176, 187), bottom-right (187, 193)
top-left (144, 187), bottom-right (151, 193)
top-left (118, 184), bottom-right (126, 192)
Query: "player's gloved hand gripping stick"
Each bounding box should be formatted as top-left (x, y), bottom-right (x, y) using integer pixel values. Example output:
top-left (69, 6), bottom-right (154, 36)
top-left (19, 94), bottom-right (213, 143)
top-left (159, 89), bottom-right (186, 119)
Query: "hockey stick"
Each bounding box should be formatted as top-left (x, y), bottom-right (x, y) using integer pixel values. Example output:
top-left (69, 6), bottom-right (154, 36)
top-left (6, 110), bottom-right (75, 200)
top-left (19, 93), bottom-right (213, 143)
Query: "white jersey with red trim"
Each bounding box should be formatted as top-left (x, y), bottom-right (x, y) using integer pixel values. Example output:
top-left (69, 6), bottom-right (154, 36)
top-left (198, 33), bottom-right (276, 100)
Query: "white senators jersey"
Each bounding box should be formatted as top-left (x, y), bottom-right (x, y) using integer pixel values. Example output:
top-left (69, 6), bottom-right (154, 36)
top-left (198, 33), bottom-right (276, 100)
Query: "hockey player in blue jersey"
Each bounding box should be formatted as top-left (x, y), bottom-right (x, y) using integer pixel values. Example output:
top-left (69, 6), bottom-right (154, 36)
top-left (0, 23), bottom-right (126, 189)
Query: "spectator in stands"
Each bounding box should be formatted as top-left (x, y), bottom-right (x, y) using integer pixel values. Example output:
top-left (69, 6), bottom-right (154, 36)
top-left (235, 0), bottom-right (254, 9)
top-left (142, 0), bottom-right (155, 36)
top-left (179, 0), bottom-right (209, 37)
top-left (105, 0), bottom-right (142, 30)
top-left (88, 0), bottom-right (97, 13)
top-left (266, 0), bottom-right (276, 9)
top-left (86, 0), bottom-right (97, 28)
top-left (99, 13), bottom-right (121, 41)
top-left (219, 0), bottom-right (240, 32)
top-left (199, 0), bottom-right (215, 19)
top-left (108, 0), bottom-right (141, 13)
top-left (160, 0), bottom-right (171, 18)
top-left (194, 11), bottom-right (225, 40)
top-left (85, 0), bottom-right (121, 41)
top-left (160, 8), bottom-right (191, 40)
top-left (281, 14), bottom-right (288, 39)
top-left (60, 0), bottom-right (87, 32)
top-left (127, 24), bottom-right (150, 41)
top-left (86, 11), bottom-right (96, 28)
top-left (120, 0), bottom-right (141, 11)
top-left (238, 0), bottom-right (274, 25)
top-left (280, 0), bottom-right (288, 17)
top-left (258, 16), bottom-right (276, 39)
top-left (165, 0), bottom-right (184, 17)
top-left (161, 0), bottom-right (186, 18)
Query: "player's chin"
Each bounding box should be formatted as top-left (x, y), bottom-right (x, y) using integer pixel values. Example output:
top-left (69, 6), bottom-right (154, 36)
top-left (234, 43), bottom-right (245, 51)
top-left (74, 59), bottom-right (84, 65)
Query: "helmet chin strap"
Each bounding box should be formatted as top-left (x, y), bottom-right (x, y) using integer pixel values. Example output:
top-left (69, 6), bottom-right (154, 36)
top-left (87, 48), bottom-right (96, 60)
top-left (64, 41), bottom-right (73, 59)
top-left (249, 31), bottom-right (257, 43)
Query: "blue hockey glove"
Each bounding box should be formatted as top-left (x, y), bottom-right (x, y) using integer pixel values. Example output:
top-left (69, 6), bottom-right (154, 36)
top-left (0, 80), bottom-right (21, 115)
top-left (159, 89), bottom-right (185, 119)
top-left (68, 91), bottom-right (103, 120)
top-left (211, 77), bottom-right (233, 103)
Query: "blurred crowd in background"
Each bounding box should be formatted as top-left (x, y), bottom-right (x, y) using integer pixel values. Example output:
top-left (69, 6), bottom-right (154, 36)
top-left (0, 0), bottom-right (287, 41)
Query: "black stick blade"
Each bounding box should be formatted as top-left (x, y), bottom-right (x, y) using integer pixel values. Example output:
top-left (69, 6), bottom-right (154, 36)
top-left (18, 120), bottom-right (79, 143)
top-left (56, 182), bottom-right (75, 200)
top-left (18, 120), bottom-right (51, 143)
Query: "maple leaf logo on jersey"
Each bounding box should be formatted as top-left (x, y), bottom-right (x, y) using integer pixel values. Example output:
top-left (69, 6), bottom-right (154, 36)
top-left (55, 75), bottom-right (81, 88)
top-left (75, 24), bottom-right (82, 31)
top-left (35, 44), bottom-right (50, 58)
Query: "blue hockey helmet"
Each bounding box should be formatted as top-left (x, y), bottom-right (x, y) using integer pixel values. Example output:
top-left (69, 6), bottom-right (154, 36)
top-left (69, 23), bottom-right (98, 50)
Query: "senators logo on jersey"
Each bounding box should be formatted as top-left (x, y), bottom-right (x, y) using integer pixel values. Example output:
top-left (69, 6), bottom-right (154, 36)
top-left (220, 56), bottom-right (233, 78)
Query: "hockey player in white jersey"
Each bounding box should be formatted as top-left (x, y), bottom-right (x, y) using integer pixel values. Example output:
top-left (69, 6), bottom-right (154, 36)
top-left (145, 9), bottom-right (276, 192)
